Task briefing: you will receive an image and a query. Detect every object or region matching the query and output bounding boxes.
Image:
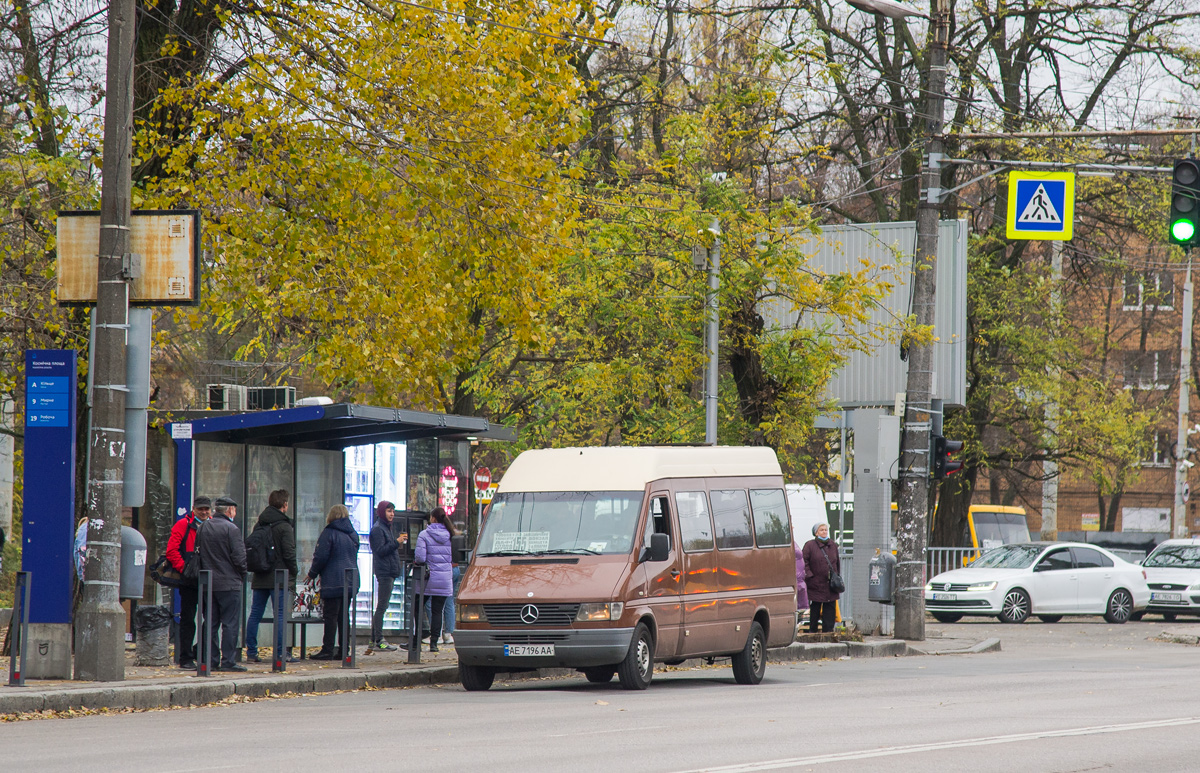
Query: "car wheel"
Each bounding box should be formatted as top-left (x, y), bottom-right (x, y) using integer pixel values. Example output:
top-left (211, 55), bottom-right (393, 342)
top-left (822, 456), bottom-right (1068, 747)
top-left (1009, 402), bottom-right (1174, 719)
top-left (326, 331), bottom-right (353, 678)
top-left (1104, 589), bottom-right (1134, 624)
top-left (1037, 615), bottom-right (1062, 623)
top-left (998, 588), bottom-right (1030, 624)
top-left (731, 622), bottom-right (767, 685)
top-left (1130, 611), bottom-right (1145, 622)
top-left (931, 613), bottom-right (963, 623)
top-left (1162, 613), bottom-right (1177, 622)
top-left (617, 622), bottom-right (654, 690)
top-left (583, 666), bottom-right (616, 684)
top-left (459, 663), bottom-right (495, 692)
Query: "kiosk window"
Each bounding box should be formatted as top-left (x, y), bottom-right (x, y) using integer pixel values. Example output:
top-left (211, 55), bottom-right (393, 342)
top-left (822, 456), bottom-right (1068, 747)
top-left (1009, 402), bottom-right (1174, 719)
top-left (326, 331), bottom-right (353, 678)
top-left (643, 495), bottom-right (672, 550)
top-left (675, 491), bottom-right (714, 552)
top-left (749, 488), bottom-right (791, 547)
top-left (711, 489), bottom-right (753, 550)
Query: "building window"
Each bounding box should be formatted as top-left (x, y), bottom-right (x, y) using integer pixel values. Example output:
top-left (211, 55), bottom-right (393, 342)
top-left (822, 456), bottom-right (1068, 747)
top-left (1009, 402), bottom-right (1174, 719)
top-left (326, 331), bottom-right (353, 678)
top-left (1123, 350), bottom-right (1177, 390)
top-left (1141, 430), bottom-right (1173, 468)
top-left (1123, 271), bottom-right (1174, 311)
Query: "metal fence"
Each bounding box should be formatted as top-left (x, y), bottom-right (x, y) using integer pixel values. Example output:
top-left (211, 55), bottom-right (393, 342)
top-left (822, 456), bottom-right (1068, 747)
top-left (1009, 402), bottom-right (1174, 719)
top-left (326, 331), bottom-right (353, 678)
top-left (927, 547), bottom-right (982, 577)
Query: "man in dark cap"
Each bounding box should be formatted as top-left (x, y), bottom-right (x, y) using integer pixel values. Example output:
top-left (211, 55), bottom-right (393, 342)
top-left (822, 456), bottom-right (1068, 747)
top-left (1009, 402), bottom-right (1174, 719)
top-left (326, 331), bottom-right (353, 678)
top-left (200, 496), bottom-right (247, 671)
top-left (166, 495), bottom-right (211, 668)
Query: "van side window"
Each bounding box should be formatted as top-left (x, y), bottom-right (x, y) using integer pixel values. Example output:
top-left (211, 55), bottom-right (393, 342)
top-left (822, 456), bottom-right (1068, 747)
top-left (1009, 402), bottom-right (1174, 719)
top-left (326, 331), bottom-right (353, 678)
top-left (711, 489), bottom-right (754, 549)
top-left (749, 488), bottom-right (791, 547)
top-left (675, 491), bottom-right (714, 552)
top-left (643, 495), bottom-right (672, 551)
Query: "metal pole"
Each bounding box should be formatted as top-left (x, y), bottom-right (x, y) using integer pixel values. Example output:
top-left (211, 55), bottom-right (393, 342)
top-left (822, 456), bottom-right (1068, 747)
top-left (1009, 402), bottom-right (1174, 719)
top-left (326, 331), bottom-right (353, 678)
top-left (197, 570), bottom-right (212, 677)
top-left (894, 0), bottom-right (949, 642)
top-left (8, 571), bottom-right (30, 686)
top-left (75, 0), bottom-right (135, 682)
top-left (408, 564), bottom-right (425, 665)
top-left (1175, 259), bottom-right (1195, 538)
top-left (273, 569), bottom-right (288, 672)
top-left (1042, 240), bottom-right (1063, 540)
top-left (342, 567), bottom-right (357, 668)
top-left (705, 217), bottom-right (721, 445)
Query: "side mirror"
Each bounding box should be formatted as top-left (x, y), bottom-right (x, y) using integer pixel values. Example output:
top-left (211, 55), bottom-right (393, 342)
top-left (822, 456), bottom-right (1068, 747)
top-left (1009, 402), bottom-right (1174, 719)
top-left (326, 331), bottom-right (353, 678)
top-left (648, 533), bottom-right (670, 562)
top-left (1033, 563), bottom-right (1048, 572)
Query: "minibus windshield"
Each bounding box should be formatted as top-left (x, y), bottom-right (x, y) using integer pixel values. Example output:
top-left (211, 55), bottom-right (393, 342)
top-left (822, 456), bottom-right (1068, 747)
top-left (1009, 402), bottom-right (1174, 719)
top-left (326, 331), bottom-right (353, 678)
top-left (477, 491), bottom-right (644, 556)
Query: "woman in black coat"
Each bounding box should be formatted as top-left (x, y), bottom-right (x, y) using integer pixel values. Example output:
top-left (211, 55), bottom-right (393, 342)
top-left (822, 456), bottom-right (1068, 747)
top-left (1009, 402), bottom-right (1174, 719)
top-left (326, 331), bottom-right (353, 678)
top-left (802, 523), bottom-right (841, 633)
top-left (306, 504), bottom-right (361, 660)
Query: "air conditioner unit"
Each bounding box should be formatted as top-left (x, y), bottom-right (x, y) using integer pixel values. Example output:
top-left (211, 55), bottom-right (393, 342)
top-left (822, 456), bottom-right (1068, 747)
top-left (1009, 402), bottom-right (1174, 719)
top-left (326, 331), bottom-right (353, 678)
top-left (207, 384), bottom-right (248, 411)
top-left (247, 386), bottom-right (297, 411)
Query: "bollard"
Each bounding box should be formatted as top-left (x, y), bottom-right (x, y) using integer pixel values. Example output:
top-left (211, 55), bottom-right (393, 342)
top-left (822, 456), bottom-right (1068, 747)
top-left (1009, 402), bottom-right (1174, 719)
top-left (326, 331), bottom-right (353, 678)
top-left (273, 569), bottom-right (289, 672)
top-left (197, 570), bottom-right (213, 677)
top-left (342, 567), bottom-right (357, 668)
top-left (408, 562), bottom-right (426, 665)
top-left (8, 571), bottom-right (30, 687)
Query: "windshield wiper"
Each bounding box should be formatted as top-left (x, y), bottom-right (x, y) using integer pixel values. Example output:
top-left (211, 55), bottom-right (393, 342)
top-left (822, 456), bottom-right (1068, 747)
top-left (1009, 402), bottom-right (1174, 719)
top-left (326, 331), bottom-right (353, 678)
top-left (532, 548), bottom-right (601, 555)
top-left (478, 550), bottom-right (533, 557)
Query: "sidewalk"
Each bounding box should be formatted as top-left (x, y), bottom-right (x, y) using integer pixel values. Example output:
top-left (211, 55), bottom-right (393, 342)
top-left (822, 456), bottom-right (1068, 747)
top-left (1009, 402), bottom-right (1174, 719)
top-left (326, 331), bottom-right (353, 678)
top-left (0, 631), bottom-right (999, 716)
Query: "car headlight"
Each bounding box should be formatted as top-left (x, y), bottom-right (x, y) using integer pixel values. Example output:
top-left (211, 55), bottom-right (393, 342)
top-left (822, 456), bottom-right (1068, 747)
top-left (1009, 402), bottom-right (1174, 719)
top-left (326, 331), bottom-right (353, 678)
top-left (457, 604), bottom-right (484, 623)
top-left (576, 602), bottom-right (624, 621)
top-left (966, 581), bottom-right (997, 591)
top-left (1189, 582), bottom-right (1200, 591)
top-left (924, 583), bottom-right (933, 592)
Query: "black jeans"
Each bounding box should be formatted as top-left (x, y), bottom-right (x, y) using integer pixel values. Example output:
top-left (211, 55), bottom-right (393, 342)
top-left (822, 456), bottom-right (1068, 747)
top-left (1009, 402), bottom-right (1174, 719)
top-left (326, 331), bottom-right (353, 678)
top-left (428, 595), bottom-right (448, 646)
top-left (210, 590), bottom-right (242, 667)
top-left (321, 594), bottom-right (345, 655)
top-left (178, 585), bottom-right (198, 663)
top-left (809, 601), bottom-right (836, 633)
top-left (371, 576), bottom-right (396, 644)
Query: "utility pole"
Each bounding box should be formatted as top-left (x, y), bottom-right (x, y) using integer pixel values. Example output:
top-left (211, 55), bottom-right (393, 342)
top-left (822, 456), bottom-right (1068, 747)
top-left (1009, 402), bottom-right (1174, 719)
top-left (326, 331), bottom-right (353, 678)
top-left (75, 0), bottom-right (135, 681)
top-left (894, 0), bottom-right (949, 642)
top-left (1041, 240), bottom-right (1063, 541)
top-left (1174, 259), bottom-right (1194, 538)
top-left (705, 217), bottom-right (721, 445)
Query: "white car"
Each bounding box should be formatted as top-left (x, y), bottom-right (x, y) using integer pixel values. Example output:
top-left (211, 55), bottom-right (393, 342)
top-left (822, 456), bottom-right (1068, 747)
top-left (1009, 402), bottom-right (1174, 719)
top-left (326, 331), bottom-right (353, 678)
top-left (1137, 538), bottom-right (1200, 621)
top-left (925, 542), bottom-right (1150, 624)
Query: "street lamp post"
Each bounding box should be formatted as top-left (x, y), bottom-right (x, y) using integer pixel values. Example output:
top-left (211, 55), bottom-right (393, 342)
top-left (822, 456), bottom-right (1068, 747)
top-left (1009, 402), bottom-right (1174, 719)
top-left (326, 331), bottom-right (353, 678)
top-left (846, 0), bottom-right (949, 641)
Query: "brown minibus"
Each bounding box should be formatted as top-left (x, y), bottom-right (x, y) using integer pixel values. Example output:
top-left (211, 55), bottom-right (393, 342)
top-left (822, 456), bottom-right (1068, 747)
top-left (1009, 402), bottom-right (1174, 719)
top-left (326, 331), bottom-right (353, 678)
top-left (454, 446), bottom-right (797, 690)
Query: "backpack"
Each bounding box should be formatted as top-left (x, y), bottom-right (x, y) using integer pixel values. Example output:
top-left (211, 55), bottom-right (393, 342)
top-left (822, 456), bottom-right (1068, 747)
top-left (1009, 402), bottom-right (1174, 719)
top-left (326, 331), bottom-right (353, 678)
top-left (245, 523), bottom-right (277, 574)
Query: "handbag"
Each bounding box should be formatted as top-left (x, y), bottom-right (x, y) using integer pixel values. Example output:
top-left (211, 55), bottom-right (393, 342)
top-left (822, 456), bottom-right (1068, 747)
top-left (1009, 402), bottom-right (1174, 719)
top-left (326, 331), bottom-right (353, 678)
top-left (817, 542), bottom-right (846, 594)
top-left (150, 521), bottom-right (197, 588)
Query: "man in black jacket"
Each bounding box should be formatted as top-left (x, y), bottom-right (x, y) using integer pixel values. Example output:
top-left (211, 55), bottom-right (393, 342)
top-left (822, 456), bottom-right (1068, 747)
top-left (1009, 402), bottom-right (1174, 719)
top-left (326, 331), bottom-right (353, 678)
top-left (200, 497), bottom-right (248, 671)
top-left (245, 489), bottom-right (300, 662)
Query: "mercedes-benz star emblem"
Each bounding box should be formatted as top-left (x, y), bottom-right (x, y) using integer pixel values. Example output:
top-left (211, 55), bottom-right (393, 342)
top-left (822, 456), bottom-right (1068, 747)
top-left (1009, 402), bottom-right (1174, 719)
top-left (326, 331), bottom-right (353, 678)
top-left (520, 604), bottom-right (539, 624)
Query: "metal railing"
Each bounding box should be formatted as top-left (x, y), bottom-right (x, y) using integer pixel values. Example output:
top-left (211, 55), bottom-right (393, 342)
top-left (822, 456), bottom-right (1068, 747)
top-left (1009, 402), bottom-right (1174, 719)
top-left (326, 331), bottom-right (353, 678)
top-left (927, 547), bottom-right (982, 577)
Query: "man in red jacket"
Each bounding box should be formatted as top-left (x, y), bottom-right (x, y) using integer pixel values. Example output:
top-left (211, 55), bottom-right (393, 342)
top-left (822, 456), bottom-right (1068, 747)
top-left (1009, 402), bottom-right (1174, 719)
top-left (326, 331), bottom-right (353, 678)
top-left (166, 496), bottom-right (211, 668)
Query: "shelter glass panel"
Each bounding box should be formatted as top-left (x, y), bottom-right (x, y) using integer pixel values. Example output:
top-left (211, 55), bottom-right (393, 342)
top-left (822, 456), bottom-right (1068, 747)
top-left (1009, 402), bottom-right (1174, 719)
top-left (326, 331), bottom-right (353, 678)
top-left (296, 449), bottom-right (343, 588)
top-left (194, 441), bottom-right (244, 521)
top-left (246, 446), bottom-right (294, 534)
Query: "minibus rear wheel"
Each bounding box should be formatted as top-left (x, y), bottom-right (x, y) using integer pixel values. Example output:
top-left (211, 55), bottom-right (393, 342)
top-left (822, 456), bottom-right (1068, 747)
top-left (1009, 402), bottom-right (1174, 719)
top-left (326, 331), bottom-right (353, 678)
top-left (459, 663), bottom-right (495, 692)
top-left (617, 623), bottom-right (655, 690)
top-left (731, 622), bottom-right (766, 685)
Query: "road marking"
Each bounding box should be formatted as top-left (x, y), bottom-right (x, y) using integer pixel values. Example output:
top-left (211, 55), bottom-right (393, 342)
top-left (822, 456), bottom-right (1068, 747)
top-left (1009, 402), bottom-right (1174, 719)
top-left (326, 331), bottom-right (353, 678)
top-left (547, 725), bottom-right (666, 738)
top-left (671, 717), bottom-right (1200, 772)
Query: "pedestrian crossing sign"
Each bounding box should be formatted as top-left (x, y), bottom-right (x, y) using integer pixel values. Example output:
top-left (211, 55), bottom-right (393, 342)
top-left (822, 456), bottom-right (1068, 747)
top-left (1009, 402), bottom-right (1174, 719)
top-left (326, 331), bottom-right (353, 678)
top-left (1006, 171), bottom-right (1074, 240)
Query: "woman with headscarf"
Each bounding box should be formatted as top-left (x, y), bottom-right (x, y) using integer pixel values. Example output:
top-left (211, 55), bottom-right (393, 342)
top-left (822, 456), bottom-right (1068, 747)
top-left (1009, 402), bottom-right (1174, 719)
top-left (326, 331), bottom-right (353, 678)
top-left (802, 523), bottom-right (841, 633)
top-left (306, 504), bottom-right (361, 660)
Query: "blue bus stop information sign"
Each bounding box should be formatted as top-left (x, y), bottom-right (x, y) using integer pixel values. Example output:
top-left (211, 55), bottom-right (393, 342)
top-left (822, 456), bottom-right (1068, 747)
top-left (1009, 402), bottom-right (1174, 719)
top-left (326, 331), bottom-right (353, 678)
top-left (23, 349), bottom-right (77, 624)
top-left (1006, 171), bottom-right (1074, 240)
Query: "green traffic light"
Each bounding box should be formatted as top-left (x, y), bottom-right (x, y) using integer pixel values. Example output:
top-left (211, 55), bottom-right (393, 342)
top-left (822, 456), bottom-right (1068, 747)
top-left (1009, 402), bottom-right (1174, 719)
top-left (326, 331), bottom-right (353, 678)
top-left (1172, 218), bottom-right (1196, 242)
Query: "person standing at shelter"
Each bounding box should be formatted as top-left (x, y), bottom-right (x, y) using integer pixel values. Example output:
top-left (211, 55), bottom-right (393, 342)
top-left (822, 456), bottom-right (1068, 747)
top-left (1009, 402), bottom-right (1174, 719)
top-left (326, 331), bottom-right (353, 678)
top-left (166, 496), bottom-right (211, 668)
top-left (368, 500), bottom-right (407, 652)
top-left (307, 504), bottom-right (360, 660)
top-left (200, 497), bottom-right (248, 671)
top-left (414, 506), bottom-right (455, 653)
top-left (802, 523), bottom-right (840, 634)
top-left (245, 489), bottom-right (299, 663)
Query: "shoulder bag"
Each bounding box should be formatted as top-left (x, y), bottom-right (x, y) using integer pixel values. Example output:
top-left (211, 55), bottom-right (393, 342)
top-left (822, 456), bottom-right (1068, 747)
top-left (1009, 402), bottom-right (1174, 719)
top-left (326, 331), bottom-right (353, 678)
top-left (818, 542), bottom-right (846, 594)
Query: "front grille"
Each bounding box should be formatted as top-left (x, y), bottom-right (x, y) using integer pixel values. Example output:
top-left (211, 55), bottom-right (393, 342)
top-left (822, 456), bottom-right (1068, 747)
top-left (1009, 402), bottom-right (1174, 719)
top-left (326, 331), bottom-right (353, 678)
top-left (1150, 599), bottom-right (1188, 607)
top-left (489, 633), bottom-right (571, 645)
top-left (933, 583), bottom-right (975, 592)
top-left (1150, 583), bottom-right (1188, 591)
top-left (484, 603), bottom-right (581, 627)
top-left (925, 599), bottom-right (991, 608)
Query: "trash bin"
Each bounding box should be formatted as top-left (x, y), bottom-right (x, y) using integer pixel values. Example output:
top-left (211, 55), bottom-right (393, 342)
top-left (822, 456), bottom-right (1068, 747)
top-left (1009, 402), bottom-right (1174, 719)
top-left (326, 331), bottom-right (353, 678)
top-left (134, 604), bottom-right (173, 666)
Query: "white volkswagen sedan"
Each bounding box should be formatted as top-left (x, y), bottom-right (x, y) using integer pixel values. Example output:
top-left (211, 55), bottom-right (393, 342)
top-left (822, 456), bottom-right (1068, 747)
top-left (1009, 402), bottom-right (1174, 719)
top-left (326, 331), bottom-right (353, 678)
top-left (925, 542), bottom-right (1149, 624)
top-left (1137, 538), bottom-right (1200, 621)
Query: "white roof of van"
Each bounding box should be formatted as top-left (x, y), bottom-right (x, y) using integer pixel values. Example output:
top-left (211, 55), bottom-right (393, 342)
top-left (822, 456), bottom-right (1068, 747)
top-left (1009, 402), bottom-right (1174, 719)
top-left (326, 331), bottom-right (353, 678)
top-left (496, 446), bottom-right (783, 493)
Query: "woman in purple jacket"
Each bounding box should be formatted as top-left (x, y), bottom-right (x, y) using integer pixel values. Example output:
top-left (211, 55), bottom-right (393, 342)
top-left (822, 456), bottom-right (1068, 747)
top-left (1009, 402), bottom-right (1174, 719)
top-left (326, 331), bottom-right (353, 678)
top-left (414, 507), bottom-right (456, 652)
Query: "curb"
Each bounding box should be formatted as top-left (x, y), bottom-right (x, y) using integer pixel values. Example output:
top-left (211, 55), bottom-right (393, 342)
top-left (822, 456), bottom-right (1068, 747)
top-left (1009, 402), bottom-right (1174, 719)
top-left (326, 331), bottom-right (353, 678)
top-left (906, 637), bottom-right (1002, 656)
top-left (0, 639), bottom-right (921, 714)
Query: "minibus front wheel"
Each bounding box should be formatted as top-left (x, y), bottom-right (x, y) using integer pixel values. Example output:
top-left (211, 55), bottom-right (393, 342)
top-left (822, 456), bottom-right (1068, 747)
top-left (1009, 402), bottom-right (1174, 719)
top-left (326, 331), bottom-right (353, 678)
top-left (617, 623), bottom-right (655, 690)
top-left (459, 663), bottom-right (496, 692)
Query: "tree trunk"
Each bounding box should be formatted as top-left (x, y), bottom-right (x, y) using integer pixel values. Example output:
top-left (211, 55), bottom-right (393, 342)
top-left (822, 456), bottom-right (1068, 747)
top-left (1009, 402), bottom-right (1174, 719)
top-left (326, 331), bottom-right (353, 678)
top-left (931, 465), bottom-right (977, 547)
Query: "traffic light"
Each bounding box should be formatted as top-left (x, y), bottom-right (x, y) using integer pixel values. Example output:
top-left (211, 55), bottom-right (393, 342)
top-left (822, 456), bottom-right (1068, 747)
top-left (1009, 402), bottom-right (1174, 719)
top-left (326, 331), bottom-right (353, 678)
top-left (931, 435), bottom-right (964, 479)
top-left (1170, 159), bottom-right (1200, 246)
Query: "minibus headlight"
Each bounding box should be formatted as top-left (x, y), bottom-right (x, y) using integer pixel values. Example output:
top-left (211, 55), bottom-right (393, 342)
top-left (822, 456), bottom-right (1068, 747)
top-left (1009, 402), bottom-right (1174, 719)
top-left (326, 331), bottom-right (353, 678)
top-left (966, 581), bottom-right (997, 591)
top-left (576, 602), bottom-right (624, 622)
top-left (457, 604), bottom-right (485, 623)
